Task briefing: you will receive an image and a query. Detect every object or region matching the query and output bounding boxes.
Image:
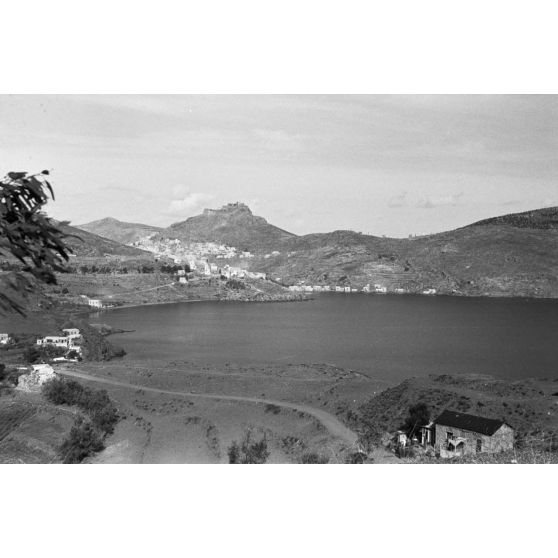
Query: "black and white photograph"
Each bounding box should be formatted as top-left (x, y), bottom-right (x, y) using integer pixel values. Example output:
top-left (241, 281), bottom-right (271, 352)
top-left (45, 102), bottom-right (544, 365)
top-left (1, 94), bottom-right (557, 466)
top-left (1, 2), bottom-right (556, 557)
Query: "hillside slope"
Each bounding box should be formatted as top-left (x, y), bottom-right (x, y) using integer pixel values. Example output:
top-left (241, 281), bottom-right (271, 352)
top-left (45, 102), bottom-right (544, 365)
top-left (159, 202), bottom-right (296, 253)
top-left (74, 205), bottom-right (558, 298)
top-left (60, 223), bottom-right (152, 258)
top-left (255, 207), bottom-right (558, 297)
top-left (77, 217), bottom-right (163, 244)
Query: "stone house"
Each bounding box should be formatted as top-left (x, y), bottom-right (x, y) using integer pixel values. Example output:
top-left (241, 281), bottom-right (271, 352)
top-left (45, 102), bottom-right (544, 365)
top-left (424, 410), bottom-right (514, 458)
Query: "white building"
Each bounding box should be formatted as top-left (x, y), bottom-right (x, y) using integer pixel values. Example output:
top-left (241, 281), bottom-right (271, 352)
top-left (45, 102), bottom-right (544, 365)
top-left (423, 288), bottom-right (437, 295)
top-left (0, 333), bottom-right (11, 345)
top-left (88, 299), bottom-right (103, 308)
top-left (37, 336), bottom-right (70, 348)
top-left (374, 284), bottom-right (387, 293)
top-left (344, 286), bottom-right (351, 293)
top-left (62, 328), bottom-right (80, 337)
top-left (335, 286), bottom-right (344, 292)
top-left (178, 276), bottom-right (187, 284)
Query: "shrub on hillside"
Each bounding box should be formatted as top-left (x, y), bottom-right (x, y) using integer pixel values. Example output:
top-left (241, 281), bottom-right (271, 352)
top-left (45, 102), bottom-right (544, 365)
top-left (42, 377), bottom-right (119, 435)
top-left (59, 418), bottom-right (104, 464)
top-left (24, 344), bottom-right (67, 363)
top-left (228, 429), bottom-right (270, 464)
top-left (300, 452), bottom-right (329, 464)
top-left (225, 279), bottom-right (245, 290)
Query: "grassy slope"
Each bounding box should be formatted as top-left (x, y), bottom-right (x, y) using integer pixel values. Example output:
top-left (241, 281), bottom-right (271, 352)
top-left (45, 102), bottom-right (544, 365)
top-left (61, 223), bottom-right (153, 258)
top-left (77, 217), bottom-right (163, 245)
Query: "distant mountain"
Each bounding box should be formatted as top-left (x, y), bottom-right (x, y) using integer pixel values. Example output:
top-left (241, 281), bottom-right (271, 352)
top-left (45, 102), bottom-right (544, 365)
top-left (77, 217), bottom-right (163, 245)
top-left (159, 202), bottom-right (296, 253)
top-left (60, 223), bottom-right (152, 258)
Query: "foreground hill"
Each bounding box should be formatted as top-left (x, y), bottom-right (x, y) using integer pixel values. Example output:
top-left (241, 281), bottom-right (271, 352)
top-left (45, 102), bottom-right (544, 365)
top-left (77, 217), bottom-right (163, 245)
top-left (158, 202), bottom-right (296, 253)
top-left (60, 223), bottom-right (152, 258)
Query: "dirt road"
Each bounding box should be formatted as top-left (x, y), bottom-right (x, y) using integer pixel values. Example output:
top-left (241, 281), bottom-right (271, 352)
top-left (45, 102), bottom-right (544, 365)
top-left (58, 368), bottom-right (359, 446)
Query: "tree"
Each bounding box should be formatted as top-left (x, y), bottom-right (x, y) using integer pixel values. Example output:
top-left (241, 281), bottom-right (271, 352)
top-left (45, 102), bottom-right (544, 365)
top-left (0, 170), bottom-right (72, 314)
top-left (401, 402), bottom-right (430, 439)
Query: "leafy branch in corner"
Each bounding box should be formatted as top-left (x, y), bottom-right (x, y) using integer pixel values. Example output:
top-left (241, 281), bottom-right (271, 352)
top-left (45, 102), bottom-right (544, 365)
top-left (0, 170), bottom-right (74, 314)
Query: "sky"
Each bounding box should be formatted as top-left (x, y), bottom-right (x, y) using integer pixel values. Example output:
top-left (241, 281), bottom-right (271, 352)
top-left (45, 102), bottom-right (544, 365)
top-left (1, 94), bottom-right (557, 237)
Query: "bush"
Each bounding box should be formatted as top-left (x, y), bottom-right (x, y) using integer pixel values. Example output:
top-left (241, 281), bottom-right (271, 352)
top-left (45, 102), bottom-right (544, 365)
top-left (59, 419), bottom-right (104, 464)
top-left (42, 378), bottom-right (119, 435)
top-left (264, 403), bottom-right (281, 415)
top-left (24, 344), bottom-right (67, 363)
top-left (228, 429), bottom-right (270, 464)
top-left (300, 452), bottom-right (329, 464)
top-left (226, 279), bottom-right (245, 290)
top-left (401, 402), bottom-right (430, 438)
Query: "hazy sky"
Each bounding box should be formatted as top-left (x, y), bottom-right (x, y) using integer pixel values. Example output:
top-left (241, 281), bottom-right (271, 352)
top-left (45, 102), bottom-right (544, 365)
top-left (1, 95), bottom-right (557, 237)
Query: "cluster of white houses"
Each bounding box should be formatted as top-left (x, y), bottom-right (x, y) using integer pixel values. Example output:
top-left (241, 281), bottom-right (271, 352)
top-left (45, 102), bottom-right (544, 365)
top-left (191, 261), bottom-right (266, 281)
top-left (36, 328), bottom-right (83, 359)
top-left (288, 283), bottom-right (437, 295)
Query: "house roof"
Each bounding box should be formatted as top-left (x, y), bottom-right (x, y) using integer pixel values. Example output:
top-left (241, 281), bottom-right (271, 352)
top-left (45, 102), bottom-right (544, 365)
top-left (434, 410), bottom-right (509, 436)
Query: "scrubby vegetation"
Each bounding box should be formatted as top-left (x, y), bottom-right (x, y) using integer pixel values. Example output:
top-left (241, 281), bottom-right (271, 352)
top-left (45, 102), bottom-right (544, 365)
top-left (300, 452), bottom-right (329, 464)
top-left (59, 417), bottom-right (105, 464)
top-left (228, 429), bottom-right (270, 464)
top-left (23, 344), bottom-right (67, 363)
top-left (225, 279), bottom-right (245, 290)
top-left (42, 377), bottom-right (120, 463)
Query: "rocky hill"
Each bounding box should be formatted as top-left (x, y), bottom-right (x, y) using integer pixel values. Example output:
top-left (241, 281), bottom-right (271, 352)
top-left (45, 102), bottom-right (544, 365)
top-left (158, 202), bottom-right (296, 253)
top-left (77, 217), bottom-right (163, 244)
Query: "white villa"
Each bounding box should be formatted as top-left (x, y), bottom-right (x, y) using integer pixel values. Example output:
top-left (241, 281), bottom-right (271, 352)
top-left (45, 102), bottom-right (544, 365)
top-left (88, 298), bottom-right (103, 308)
top-left (0, 333), bottom-right (11, 345)
top-left (37, 336), bottom-right (71, 348)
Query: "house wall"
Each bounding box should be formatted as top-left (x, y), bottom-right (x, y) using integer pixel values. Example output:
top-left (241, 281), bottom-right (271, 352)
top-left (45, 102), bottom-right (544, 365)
top-left (434, 423), bottom-right (514, 456)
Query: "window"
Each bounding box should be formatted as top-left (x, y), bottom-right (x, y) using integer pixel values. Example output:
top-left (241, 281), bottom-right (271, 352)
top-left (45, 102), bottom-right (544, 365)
top-left (476, 439), bottom-right (482, 453)
top-left (446, 431), bottom-right (453, 440)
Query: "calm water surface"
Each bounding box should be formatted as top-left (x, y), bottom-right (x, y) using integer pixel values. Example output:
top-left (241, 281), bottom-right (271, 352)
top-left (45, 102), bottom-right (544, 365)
top-left (91, 294), bottom-right (558, 383)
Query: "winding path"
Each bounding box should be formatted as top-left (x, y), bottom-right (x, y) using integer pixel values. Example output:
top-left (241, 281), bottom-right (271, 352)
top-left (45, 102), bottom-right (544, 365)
top-left (57, 369), bottom-right (359, 446)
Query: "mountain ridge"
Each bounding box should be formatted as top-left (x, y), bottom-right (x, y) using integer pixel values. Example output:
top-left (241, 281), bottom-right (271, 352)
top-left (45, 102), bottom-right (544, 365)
top-left (74, 204), bottom-right (558, 298)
